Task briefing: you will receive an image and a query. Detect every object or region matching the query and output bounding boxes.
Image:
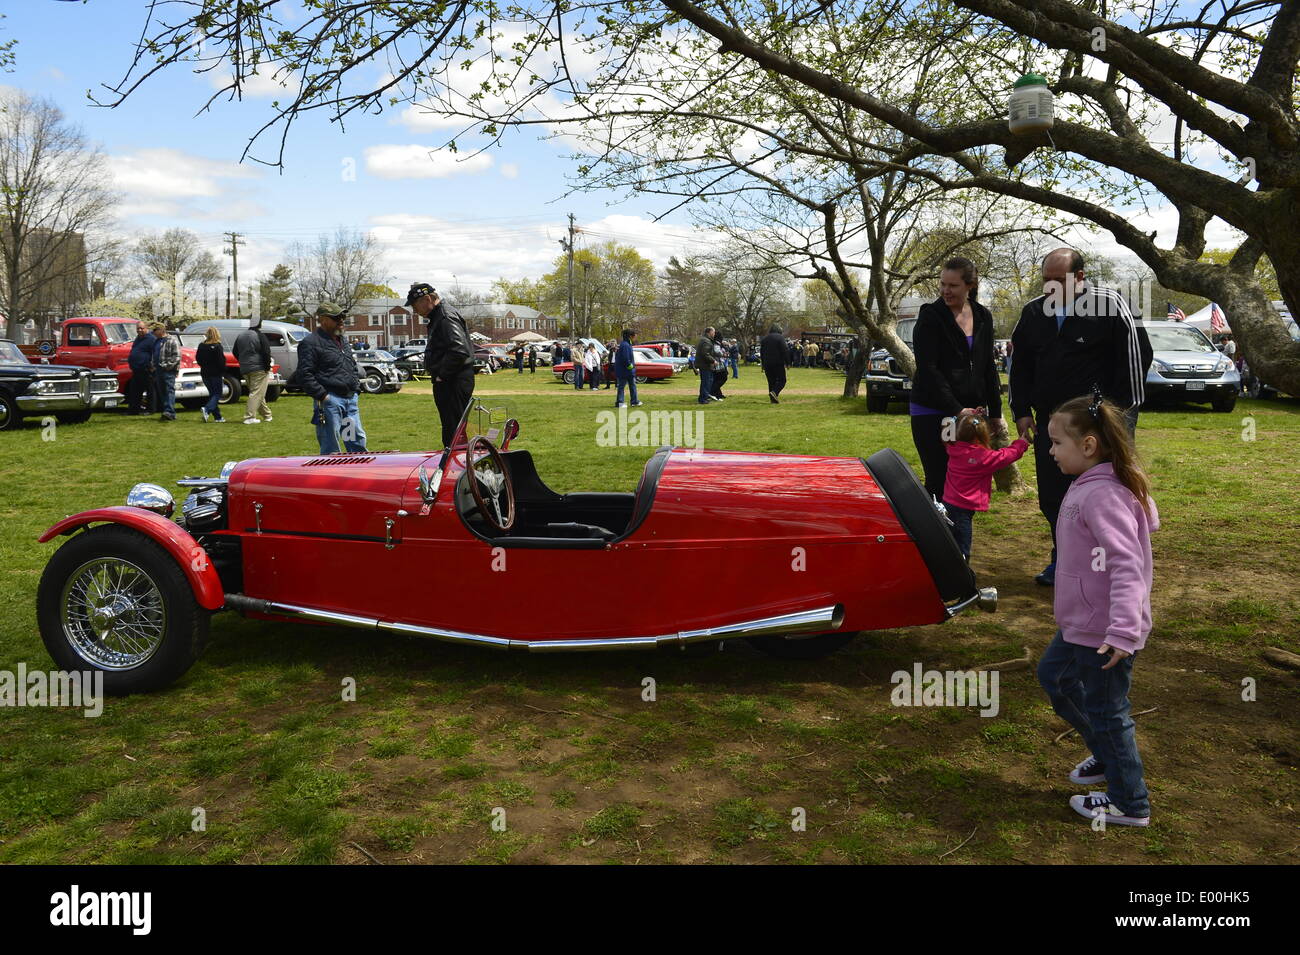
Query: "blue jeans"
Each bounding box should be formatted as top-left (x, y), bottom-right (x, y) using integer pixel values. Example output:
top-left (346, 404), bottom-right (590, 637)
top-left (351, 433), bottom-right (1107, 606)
top-left (573, 364), bottom-right (584, 389)
top-left (946, 505), bottom-right (973, 559)
top-left (1037, 630), bottom-right (1150, 817)
top-left (615, 376), bottom-right (638, 406)
top-left (153, 367), bottom-right (177, 416)
top-left (314, 392), bottom-right (367, 454)
top-left (729, 358), bottom-right (739, 378)
top-left (698, 367), bottom-right (714, 403)
top-left (201, 372), bottom-right (224, 418)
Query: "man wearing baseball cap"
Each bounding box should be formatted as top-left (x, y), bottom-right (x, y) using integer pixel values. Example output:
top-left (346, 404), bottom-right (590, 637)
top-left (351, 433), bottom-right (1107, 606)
top-left (408, 282), bottom-right (475, 448)
top-left (296, 302), bottom-right (368, 454)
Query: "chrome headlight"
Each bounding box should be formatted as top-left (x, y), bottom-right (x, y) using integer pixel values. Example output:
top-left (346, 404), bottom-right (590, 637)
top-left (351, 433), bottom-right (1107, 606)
top-left (868, 360), bottom-right (889, 372)
top-left (126, 483), bottom-right (175, 517)
top-left (219, 461), bottom-right (239, 480)
top-left (33, 380), bottom-right (57, 394)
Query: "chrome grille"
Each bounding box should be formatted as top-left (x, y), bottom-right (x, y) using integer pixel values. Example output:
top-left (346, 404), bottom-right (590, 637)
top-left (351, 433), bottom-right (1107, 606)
top-left (1164, 363), bottom-right (1218, 379)
top-left (91, 378), bottom-right (117, 393)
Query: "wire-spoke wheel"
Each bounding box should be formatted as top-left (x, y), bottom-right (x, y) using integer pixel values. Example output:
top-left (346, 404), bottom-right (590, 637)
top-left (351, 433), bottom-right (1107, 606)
top-left (38, 525), bottom-right (210, 694)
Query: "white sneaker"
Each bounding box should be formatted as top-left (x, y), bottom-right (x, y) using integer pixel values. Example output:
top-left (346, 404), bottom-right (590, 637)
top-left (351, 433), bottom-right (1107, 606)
top-left (200, 409), bottom-right (210, 422)
top-left (262, 415), bottom-right (273, 422)
top-left (244, 417), bottom-right (260, 425)
top-left (1069, 755), bottom-right (1107, 785)
top-left (1069, 792), bottom-right (1150, 827)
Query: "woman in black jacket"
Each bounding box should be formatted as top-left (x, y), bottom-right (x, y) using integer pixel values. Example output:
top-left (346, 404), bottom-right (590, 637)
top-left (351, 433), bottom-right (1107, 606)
top-left (909, 257), bottom-right (1004, 499)
top-left (196, 327), bottom-right (227, 422)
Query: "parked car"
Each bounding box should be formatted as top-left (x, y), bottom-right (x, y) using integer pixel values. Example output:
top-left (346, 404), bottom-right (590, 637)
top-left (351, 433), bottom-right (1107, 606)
top-left (0, 339), bottom-right (122, 430)
top-left (352, 349), bottom-right (404, 394)
top-left (1139, 319), bottom-right (1240, 412)
top-left (172, 330), bottom-right (285, 408)
top-left (34, 398), bottom-right (995, 692)
top-left (183, 319), bottom-right (305, 398)
top-left (51, 316), bottom-right (209, 402)
top-left (863, 317), bottom-right (918, 412)
top-left (552, 349), bottom-right (675, 385)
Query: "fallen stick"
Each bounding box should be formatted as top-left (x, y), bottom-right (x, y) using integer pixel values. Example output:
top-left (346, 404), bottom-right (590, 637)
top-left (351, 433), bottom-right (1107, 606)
top-left (1262, 647), bottom-right (1300, 671)
top-left (1054, 706), bottom-right (1159, 743)
top-left (939, 826), bottom-right (978, 860)
top-left (975, 647), bottom-right (1032, 672)
top-left (523, 702), bottom-right (628, 723)
top-left (349, 842), bottom-right (383, 865)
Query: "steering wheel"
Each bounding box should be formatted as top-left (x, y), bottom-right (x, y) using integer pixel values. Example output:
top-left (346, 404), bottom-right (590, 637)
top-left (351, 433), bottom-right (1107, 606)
top-left (465, 435), bottom-right (515, 532)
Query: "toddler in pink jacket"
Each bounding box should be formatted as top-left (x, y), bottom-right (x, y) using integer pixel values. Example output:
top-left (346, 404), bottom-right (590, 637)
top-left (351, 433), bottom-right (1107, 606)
top-left (1037, 392), bottom-right (1158, 828)
top-left (942, 412), bottom-right (1029, 560)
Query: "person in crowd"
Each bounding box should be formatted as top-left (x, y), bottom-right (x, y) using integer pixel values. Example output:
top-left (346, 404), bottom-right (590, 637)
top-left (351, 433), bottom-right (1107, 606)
top-left (299, 302), bottom-right (368, 454)
top-left (515, 346), bottom-right (525, 374)
top-left (126, 321), bottom-right (154, 415)
top-left (614, 328), bottom-right (643, 409)
top-left (696, 326), bottom-right (716, 403)
top-left (909, 256), bottom-right (1004, 503)
top-left (233, 317), bottom-right (273, 424)
top-left (573, 340), bottom-right (585, 389)
top-left (1009, 247), bottom-right (1151, 586)
top-left (1037, 390), bottom-right (1158, 828)
top-left (151, 323), bottom-right (180, 422)
top-left (195, 327), bottom-right (227, 423)
top-left (760, 323), bottom-right (787, 404)
top-left (409, 282), bottom-right (473, 449)
top-left (709, 329), bottom-right (729, 400)
top-left (583, 343), bottom-right (601, 390)
top-left (603, 340), bottom-right (616, 389)
top-left (528, 345), bottom-right (537, 374)
top-left (942, 412), bottom-right (1029, 559)
top-left (728, 339), bottom-right (740, 379)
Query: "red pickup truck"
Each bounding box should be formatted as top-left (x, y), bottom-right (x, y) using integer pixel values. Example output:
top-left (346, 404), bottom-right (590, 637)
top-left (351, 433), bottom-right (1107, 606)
top-left (50, 317), bottom-right (282, 408)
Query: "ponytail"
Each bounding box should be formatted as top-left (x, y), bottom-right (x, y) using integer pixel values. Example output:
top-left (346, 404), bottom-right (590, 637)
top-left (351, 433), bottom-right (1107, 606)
top-left (1052, 391), bottom-right (1152, 518)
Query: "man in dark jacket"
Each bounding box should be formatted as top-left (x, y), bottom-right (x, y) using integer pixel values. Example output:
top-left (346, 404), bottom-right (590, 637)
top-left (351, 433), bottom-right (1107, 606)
top-left (233, 319), bottom-right (273, 424)
top-left (151, 323), bottom-right (181, 421)
top-left (298, 302), bottom-right (367, 454)
top-left (126, 321), bottom-right (154, 415)
top-left (409, 281), bottom-right (475, 448)
top-left (695, 327), bottom-right (716, 404)
top-left (613, 328), bottom-right (642, 408)
top-left (760, 325), bottom-right (787, 403)
top-left (1009, 247), bottom-right (1152, 585)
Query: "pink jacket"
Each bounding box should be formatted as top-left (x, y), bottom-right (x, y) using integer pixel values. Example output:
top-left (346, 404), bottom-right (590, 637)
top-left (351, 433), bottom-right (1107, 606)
top-left (1054, 462), bottom-right (1159, 654)
top-left (942, 438), bottom-right (1029, 511)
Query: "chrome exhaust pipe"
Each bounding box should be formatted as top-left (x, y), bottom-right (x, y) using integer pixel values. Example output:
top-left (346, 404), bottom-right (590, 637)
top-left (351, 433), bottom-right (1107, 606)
top-left (221, 593), bottom-right (845, 653)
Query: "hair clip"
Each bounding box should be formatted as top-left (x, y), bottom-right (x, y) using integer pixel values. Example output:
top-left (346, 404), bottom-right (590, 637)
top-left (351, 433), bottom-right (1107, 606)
top-left (1088, 384), bottom-right (1103, 419)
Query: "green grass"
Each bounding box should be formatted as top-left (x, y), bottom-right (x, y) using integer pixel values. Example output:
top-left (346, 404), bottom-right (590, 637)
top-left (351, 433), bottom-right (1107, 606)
top-left (1, 368), bottom-right (1297, 863)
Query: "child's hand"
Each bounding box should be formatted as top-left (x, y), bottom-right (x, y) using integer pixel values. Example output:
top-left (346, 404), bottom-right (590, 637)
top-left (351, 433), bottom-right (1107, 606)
top-left (1097, 643), bottom-right (1131, 669)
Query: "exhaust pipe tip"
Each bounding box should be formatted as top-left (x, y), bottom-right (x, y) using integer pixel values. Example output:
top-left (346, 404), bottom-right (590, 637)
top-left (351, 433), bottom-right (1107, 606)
top-left (977, 587), bottom-right (998, 613)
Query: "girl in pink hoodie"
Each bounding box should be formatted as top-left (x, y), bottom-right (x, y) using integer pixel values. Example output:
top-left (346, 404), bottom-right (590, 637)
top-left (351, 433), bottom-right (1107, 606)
top-left (942, 412), bottom-right (1029, 560)
top-left (1038, 391), bottom-right (1159, 828)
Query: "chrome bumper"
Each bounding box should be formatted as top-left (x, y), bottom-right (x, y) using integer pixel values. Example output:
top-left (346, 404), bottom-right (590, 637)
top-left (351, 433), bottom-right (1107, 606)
top-left (16, 393), bottom-right (94, 413)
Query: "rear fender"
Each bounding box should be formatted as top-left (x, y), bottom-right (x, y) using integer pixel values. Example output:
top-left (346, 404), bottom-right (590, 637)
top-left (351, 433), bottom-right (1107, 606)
top-left (38, 506), bottom-right (225, 611)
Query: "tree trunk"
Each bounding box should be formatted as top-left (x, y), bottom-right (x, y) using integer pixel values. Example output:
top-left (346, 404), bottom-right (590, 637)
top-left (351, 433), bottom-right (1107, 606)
top-left (991, 423), bottom-right (1029, 495)
top-left (842, 330), bottom-right (869, 398)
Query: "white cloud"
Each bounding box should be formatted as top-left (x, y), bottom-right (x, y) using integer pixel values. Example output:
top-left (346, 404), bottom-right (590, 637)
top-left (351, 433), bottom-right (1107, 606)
top-left (363, 144), bottom-right (493, 179)
top-left (500, 163), bottom-right (519, 179)
top-left (107, 147), bottom-right (265, 223)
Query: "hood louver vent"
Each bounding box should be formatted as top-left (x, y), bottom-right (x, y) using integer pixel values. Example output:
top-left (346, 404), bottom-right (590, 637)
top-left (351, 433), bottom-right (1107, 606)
top-left (303, 456), bottom-right (376, 467)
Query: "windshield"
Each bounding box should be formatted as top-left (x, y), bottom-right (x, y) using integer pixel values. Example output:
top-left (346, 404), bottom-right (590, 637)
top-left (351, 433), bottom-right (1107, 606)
top-left (455, 397), bottom-right (518, 450)
top-left (374, 350), bottom-right (396, 361)
top-left (1144, 324), bottom-right (1214, 352)
top-left (102, 322), bottom-right (135, 344)
top-left (0, 341), bottom-right (28, 363)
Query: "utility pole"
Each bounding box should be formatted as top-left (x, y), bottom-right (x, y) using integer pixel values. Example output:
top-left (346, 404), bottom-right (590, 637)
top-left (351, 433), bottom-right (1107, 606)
top-left (565, 214), bottom-right (576, 341)
top-left (225, 276), bottom-right (231, 319)
top-left (581, 261), bottom-right (592, 339)
top-left (223, 231), bottom-right (245, 317)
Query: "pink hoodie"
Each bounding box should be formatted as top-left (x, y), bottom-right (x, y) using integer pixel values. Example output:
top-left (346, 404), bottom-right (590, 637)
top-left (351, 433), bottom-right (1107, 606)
top-left (942, 438), bottom-right (1030, 511)
top-left (1054, 462), bottom-right (1160, 654)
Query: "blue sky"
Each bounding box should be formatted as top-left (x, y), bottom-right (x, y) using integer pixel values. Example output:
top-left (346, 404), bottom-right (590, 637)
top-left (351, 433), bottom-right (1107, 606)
top-left (2, 0), bottom-right (719, 296)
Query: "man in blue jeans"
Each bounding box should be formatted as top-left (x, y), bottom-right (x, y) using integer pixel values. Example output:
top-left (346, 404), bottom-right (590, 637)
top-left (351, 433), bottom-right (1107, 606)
top-left (150, 323), bottom-right (180, 421)
top-left (1037, 630), bottom-right (1150, 825)
top-left (297, 302), bottom-right (368, 454)
top-left (614, 328), bottom-right (643, 408)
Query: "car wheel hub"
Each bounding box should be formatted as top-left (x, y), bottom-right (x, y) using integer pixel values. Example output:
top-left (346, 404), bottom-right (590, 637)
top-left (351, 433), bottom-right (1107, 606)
top-left (60, 558), bottom-right (167, 669)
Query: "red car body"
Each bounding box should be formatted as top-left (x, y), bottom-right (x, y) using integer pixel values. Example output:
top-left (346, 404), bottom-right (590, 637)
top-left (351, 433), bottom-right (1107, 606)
top-left (36, 401), bottom-right (993, 693)
top-left (553, 356), bottom-right (673, 383)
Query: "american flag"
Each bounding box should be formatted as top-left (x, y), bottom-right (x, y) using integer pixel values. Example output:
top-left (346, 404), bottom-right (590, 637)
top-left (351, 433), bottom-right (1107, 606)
top-left (1210, 302), bottom-right (1227, 333)
top-left (1167, 301), bottom-right (1187, 322)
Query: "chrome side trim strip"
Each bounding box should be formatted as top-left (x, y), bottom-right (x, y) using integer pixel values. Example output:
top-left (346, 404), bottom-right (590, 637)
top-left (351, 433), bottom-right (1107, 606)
top-left (223, 594), bottom-right (845, 652)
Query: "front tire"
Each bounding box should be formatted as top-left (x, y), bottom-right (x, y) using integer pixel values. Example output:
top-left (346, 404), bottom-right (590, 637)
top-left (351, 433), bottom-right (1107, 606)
top-left (1211, 395), bottom-right (1237, 413)
top-left (266, 386), bottom-right (281, 402)
top-left (0, 391), bottom-right (22, 431)
top-left (748, 632), bottom-right (859, 660)
top-left (636, 375), bottom-right (650, 384)
top-left (37, 525), bottom-right (211, 694)
top-left (866, 395), bottom-right (890, 413)
top-left (218, 373), bottom-right (242, 406)
top-left (561, 370), bottom-right (575, 385)
top-left (55, 410), bottom-right (93, 425)
top-left (361, 371), bottom-right (384, 394)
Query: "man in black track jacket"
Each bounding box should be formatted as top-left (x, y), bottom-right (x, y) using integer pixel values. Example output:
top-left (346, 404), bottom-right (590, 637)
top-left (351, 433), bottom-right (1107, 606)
top-left (410, 281), bottom-right (475, 448)
top-left (1009, 247), bottom-right (1152, 586)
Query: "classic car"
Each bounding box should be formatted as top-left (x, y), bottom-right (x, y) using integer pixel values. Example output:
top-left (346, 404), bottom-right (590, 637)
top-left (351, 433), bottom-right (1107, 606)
top-left (52, 316), bottom-right (209, 401)
top-left (35, 399), bottom-right (995, 694)
top-left (352, 349), bottom-right (404, 394)
top-left (0, 339), bottom-right (123, 430)
top-left (552, 349), bottom-right (675, 385)
top-left (171, 330), bottom-right (285, 408)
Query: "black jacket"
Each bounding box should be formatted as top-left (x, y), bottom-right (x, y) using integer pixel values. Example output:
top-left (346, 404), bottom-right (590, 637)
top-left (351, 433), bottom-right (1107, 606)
top-left (233, 328), bottom-right (271, 374)
top-left (695, 335), bottom-right (715, 369)
top-left (759, 332), bottom-right (786, 369)
top-left (423, 303), bottom-right (474, 379)
top-left (196, 342), bottom-right (226, 377)
top-left (910, 297), bottom-right (1002, 419)
top-left (297, 328), bottom-right (361, 401)
top-left (1008, 284), bottom-right (1151, 420)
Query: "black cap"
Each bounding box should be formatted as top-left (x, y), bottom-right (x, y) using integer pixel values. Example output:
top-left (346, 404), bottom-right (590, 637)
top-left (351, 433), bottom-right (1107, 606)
top-left (405, 282), bottom-right (435, 306)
